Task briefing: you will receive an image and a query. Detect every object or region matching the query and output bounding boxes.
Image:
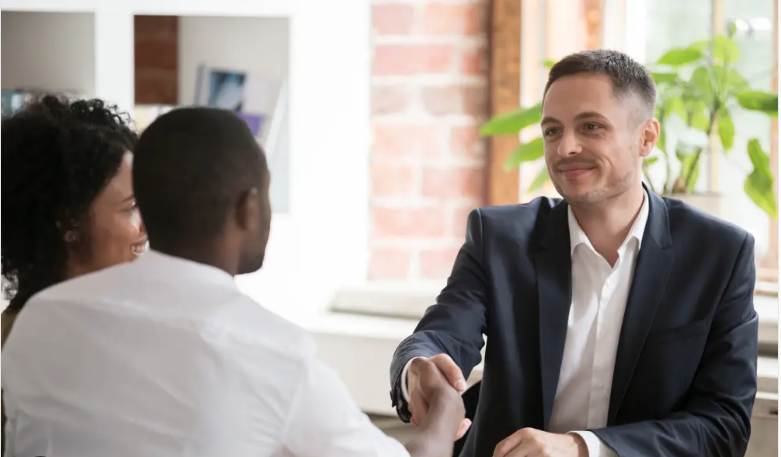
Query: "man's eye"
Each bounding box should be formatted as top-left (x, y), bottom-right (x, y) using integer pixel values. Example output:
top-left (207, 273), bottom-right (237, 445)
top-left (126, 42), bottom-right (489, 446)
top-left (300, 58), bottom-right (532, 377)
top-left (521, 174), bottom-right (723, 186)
top-left (543, 128), bottom-right (560, 136)
top-left (584, 123), bottom-right (600, 131)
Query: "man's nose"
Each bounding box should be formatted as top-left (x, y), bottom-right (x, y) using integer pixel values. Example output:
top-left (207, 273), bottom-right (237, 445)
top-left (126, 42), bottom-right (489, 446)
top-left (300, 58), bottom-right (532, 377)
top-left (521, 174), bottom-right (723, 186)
top-left (557, 130), bottom-right (582, 157)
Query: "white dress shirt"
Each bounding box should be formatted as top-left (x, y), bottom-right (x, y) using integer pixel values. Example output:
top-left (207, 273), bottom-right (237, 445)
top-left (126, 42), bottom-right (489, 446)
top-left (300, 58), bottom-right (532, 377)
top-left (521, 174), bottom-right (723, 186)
top-left (402, 192), bottom-right (649, 457)
top-left (2, 251), bottom-right (410, 457)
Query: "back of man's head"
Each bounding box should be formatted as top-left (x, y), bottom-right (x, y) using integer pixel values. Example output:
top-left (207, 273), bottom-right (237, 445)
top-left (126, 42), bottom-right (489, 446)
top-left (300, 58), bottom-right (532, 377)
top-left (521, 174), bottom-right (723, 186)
top-left (133, 107), bottom-right (271, 274)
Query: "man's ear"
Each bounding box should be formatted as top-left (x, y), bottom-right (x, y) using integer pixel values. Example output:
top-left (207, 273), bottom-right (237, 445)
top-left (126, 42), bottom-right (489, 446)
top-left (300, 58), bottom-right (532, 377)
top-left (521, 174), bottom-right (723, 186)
top-left (638, 118), bottom-right (661, 158)
top-left (235, 187), bottom-right (260, 231)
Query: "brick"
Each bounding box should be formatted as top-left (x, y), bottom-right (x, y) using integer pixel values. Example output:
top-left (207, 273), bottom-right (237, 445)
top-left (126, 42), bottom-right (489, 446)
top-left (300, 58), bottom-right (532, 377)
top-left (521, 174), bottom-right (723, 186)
top-left (373, 44), bottom-right (453, 76)
top-left (369, 246), bottom-right (411, 280)
top-left (372, 3), bottom-right (416, 35)
top-left (420, 2), bottom-right (484, 36)
top-left (421, 84), bottom-right (487, 116)
top-left (461, 46), bottom-right (487, 76)
top-left (420, 246), bottom-right (460, 279)
top-left (372, 206), bottom-right (447, 238)
top-left (450, 204), bottom-right (477, 239)
top-left (372, 85), bottom-right (411, 115)
top-left (421, 166), bottom-right (484, 198)
top-left (449, 124), bottom-right (485, 158)
top-left (372, 122), bottom-right (443, 158)
top-left (372, 162), bottom-right (415, 198)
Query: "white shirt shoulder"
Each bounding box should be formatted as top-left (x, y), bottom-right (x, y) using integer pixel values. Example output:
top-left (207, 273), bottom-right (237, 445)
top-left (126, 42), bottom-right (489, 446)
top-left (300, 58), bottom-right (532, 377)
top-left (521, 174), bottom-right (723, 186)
top-left (3, 254), bottom-right (409, 457)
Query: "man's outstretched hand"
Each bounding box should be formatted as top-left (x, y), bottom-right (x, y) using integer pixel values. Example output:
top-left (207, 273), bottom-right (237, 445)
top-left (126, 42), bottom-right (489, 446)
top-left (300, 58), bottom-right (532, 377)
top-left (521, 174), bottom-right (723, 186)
top-left (407, 354), bottom-right (471, 440)
top-left (492, 428), bottom-right (588, 457)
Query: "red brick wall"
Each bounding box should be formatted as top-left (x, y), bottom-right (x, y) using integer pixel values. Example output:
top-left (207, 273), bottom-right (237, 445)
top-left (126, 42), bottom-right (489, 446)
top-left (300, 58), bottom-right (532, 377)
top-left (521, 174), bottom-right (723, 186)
top-left (369, 1), bottom-right (489, 280)
top-left (134, 16), bottom-right (178, 105)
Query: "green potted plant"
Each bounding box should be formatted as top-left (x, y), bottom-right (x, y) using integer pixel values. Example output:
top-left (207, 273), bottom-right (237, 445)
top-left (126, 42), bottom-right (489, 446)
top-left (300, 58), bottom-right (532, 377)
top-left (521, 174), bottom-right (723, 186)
top-left (482, 35), bottom-right (778, 219)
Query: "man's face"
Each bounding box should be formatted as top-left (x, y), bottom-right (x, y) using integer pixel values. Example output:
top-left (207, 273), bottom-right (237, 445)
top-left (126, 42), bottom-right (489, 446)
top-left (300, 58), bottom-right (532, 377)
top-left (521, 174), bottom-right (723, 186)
top-left (541, 73), bottom-right (653, 205)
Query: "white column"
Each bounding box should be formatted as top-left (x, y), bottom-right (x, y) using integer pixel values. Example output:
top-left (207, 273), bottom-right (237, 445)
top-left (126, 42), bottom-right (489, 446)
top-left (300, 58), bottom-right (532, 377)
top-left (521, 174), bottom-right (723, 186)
top-left (602, 0), bottom-right (648, 63)
top-left (94, 6), bottom-right (134, 113)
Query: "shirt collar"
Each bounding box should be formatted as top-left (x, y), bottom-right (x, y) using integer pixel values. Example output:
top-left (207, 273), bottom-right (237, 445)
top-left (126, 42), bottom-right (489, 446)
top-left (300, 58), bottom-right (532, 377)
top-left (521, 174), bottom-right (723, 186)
top-left (133, 250), bottom-right (237, 289)
top-left (567, 189), bottom-right (650, 256)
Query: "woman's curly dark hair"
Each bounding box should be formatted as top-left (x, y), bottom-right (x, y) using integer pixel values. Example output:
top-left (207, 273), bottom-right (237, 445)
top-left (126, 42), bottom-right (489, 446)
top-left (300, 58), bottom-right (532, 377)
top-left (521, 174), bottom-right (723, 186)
top-left (1, 95), bottom-right (139, 313)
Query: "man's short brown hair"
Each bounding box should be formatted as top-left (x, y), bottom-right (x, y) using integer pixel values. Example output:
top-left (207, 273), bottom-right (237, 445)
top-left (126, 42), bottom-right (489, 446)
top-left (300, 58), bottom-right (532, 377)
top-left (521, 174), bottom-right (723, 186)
top-left (544, 49), bottom-right (657, 119)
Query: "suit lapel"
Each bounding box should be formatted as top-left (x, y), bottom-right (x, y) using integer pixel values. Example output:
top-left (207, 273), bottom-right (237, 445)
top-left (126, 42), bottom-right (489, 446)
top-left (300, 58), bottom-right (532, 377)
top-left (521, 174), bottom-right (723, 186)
top-left (535, 201), bottom-right (572, 430)
top-left (608, 191), bottom-right (673, 424)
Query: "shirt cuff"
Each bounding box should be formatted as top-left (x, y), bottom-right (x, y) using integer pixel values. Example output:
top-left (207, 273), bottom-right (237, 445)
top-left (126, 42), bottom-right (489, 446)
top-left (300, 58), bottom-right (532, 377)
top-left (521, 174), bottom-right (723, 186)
top-left (570, 431), bottom-right (617, 457)
top-left (399, 357), bottom-right (426, 403)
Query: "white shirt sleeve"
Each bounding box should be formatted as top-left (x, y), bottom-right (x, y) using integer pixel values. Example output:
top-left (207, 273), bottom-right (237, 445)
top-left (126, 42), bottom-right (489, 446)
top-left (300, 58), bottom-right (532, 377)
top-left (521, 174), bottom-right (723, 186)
top-left (571, 431), bottom-right (618, 457)
top-left (281, 356), bottom-right (411, 457)
top-left (3, 386), bottom-right (16, 457)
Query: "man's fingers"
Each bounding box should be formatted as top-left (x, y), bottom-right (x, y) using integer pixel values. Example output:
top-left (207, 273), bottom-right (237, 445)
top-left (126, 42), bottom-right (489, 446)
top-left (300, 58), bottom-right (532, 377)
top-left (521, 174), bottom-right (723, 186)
top-left (455, 418), bottom-right (472, 440)
top-left (408, 382), bottom-right (429, 427)
top-left (430, 354), bottom-right (467, 392)
top-left (492, 429), bottom-right (527, 457)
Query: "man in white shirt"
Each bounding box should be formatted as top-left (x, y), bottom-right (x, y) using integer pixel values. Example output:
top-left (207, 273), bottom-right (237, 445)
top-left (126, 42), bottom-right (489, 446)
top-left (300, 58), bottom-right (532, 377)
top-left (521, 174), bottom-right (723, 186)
top-left (2, 107), bottom-right (467, 457)
top-left (389, 50), bottom-right (758, 457)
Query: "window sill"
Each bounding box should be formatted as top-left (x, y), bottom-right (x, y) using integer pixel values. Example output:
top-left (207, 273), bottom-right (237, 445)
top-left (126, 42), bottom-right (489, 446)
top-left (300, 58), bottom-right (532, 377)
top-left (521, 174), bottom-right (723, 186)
top-left (331, 282), bottom-right (779, 349)
top-left (321, 282), bottom-right (778, 414)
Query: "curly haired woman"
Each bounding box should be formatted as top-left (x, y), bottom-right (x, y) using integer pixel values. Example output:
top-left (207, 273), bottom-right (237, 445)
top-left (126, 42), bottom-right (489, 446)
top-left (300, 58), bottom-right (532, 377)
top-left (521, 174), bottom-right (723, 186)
top-left (1, 95), bottom-right (147, 448)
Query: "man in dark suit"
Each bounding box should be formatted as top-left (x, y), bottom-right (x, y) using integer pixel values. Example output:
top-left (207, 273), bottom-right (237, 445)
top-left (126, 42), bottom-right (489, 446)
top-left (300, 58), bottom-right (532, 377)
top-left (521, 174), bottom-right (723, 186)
top-left (389, 49), bottom-right (758, 457)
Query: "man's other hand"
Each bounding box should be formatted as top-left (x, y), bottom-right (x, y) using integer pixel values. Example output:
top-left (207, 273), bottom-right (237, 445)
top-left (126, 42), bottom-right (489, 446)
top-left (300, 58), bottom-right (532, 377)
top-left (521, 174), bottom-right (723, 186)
top-left (492, 428), bottom-right (587, 457)
top-left (407, 355), bottom-right (471, 440)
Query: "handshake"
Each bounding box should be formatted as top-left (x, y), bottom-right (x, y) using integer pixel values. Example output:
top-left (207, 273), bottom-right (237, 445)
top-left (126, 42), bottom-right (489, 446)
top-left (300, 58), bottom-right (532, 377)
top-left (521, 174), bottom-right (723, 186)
top-left (405, 354), bottom-right (588, 457)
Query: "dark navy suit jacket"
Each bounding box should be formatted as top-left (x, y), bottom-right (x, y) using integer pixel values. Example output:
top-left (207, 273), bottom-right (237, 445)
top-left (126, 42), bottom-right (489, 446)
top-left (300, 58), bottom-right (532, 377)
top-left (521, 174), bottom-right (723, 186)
top-left (390, 190), bottom-right (758, 457)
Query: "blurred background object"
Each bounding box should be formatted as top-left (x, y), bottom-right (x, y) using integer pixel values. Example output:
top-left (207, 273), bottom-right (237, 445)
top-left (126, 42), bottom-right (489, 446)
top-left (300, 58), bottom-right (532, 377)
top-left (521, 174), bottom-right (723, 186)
top-left (1, 0), bottom-right (777, 455)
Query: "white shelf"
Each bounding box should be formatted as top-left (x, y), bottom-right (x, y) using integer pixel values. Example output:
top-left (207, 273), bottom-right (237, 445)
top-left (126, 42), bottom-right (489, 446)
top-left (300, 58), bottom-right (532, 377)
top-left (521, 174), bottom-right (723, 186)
top-left (2, 0), bottom-right (372, 325)
top-left (0, 0), bottom-right (294, 17)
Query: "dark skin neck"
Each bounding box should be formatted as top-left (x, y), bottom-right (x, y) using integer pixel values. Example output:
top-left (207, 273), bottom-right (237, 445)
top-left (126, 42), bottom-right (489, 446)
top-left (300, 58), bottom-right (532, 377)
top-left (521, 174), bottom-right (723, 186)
top-left (153, 239), bottom-right (240, 277)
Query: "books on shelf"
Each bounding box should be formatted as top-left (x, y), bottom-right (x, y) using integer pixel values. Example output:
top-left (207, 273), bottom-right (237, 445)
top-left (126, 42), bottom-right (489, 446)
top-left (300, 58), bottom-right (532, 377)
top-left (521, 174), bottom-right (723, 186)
top-left (193, 64), bottom-right (284, 154)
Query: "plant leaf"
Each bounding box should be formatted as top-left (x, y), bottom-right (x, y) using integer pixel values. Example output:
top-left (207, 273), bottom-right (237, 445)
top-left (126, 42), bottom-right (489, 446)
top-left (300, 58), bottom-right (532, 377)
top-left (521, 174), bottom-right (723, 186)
top-left (712, 35), bottom-right (741, 64)
top-left (747, 139), bottom-right (773, 178)
top-left (677, 149), bottom-right (701, 191)
top-left (724, 69), bottom-right (750, 94)
top-left (651, 72), bottom-right (678, 85)
top-left (658, 47), bottom-right (702, 66)
top-left (481, 103), bottom-right (542, 136)
top-left (686, 98), bottom-right (710, 131)
top-left (745, 170), bottom-right (778, 218)
top-left (665, 95), bottom-right (688, 121)
top-left (688, 66), bottom-right (713, 100)
top-left (717, 108), bottom-right (735, 151)
top-left (735, 91), bottom-right (778, 117)
top-left (744, 139), bottom-right (776, 217)
top-left (526, 166), bottom-right (550, 193)
top-left (543, 59), bottom-right (556, 69)
top-left (504, 137), bottom-right (544, 171)
top-left (644, 156), bottom-right (659, 166)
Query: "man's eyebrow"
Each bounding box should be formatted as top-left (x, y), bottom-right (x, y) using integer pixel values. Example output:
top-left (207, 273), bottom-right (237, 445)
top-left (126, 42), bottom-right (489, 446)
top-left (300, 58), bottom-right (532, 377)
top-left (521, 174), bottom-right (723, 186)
top-left (541, 112), bottom-right (609, 126)
top-left (573, 111), bottom-right (609, 122)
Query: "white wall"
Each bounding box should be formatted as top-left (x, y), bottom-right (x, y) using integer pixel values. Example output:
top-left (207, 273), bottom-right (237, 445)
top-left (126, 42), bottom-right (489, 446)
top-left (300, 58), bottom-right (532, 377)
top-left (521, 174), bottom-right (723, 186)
top-left (178, 16), bottom-right (290, 212)
top-left (1, 11), bottom-right (95, 96)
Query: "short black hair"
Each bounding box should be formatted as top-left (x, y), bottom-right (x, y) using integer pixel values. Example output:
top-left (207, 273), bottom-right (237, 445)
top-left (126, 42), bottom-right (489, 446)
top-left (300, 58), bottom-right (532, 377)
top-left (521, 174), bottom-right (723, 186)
top-left (133, 107), bottom-right (268, 248)
top-left (1, 95), bottom-right (138, 312)
top-left (545, 49), bottom-right (657, 118)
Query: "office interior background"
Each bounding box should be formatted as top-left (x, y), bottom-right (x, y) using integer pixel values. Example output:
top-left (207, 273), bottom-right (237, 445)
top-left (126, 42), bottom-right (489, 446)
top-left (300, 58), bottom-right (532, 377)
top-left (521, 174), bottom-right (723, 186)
top-left (0, 0), bottom-right (778, 455)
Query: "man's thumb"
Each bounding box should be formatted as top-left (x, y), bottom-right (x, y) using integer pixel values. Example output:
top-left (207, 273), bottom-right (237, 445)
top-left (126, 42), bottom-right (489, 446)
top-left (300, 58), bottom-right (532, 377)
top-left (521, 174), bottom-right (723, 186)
top-left (432, 355), bottom-right (467, 392)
